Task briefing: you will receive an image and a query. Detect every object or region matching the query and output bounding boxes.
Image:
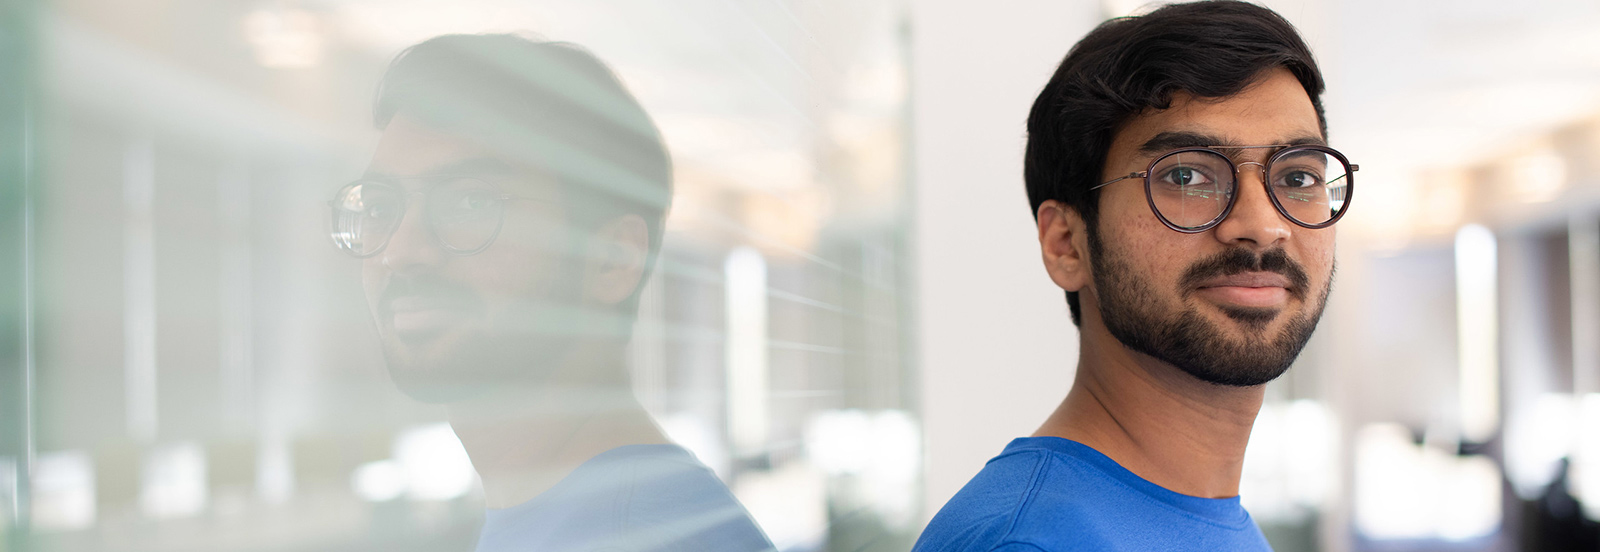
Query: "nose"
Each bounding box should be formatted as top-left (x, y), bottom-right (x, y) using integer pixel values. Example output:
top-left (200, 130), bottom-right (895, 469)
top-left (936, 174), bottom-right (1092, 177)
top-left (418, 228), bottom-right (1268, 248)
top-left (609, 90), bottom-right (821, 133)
top-left (377, 194), bottom-right (445, 273)
top-left (1211, 162), bottom-right (1292, 249)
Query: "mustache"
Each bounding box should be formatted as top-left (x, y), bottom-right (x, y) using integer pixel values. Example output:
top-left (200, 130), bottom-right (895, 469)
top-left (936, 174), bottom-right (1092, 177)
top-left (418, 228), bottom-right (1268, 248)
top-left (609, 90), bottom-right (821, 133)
top-left (378, 274), bottom-right (481, 313)
top-left (1178, 247), bottom-right (1310, 300)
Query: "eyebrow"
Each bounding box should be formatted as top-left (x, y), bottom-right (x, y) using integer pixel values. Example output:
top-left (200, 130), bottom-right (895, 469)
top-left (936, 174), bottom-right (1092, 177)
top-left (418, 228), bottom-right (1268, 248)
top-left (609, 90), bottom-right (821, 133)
top-left (1138, 131), bottom-right (1328, 154)
top-left (365, 157), bottom-right (520, 180)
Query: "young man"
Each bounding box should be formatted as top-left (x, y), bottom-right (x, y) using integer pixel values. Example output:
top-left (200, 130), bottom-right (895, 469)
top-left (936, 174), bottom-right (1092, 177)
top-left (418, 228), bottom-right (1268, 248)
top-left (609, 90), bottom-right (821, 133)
top-left (915, 2), bottom-right (1353, 550)
top-left (331, 35), bottom-right (773, 551)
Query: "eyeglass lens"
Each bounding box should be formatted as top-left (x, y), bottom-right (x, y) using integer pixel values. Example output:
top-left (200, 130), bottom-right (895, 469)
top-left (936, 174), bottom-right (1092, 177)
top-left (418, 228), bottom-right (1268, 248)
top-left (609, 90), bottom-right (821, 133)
top-left (1148, 151), bottom-right (1234, 229)
top-left (1146, 148), bottom-right (1350, 230)
top-left (1268, 149), bottom-right (1349, 227)
top-left (331, 178), bottom-right (507, 257)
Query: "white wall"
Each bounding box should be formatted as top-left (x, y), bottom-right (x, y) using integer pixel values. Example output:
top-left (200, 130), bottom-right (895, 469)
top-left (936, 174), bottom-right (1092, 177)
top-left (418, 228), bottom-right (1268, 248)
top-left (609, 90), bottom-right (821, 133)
top-left (909, 0), bottom-right (1101, 522)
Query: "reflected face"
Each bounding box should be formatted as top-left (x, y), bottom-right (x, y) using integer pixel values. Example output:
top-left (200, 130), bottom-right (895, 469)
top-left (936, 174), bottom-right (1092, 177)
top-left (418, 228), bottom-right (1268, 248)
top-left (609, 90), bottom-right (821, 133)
top-left (1089, 68), bottom-right (1335, 386)
top-left (361, 114), bottom-right (578, 402)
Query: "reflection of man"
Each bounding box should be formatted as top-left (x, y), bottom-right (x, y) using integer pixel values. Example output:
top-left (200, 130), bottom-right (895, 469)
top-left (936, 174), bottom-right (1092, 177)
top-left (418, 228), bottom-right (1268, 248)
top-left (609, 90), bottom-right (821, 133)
top-left (916, 2), bottom-right (1352, 551)
top-left (331, 34), bottom-right (772, 551)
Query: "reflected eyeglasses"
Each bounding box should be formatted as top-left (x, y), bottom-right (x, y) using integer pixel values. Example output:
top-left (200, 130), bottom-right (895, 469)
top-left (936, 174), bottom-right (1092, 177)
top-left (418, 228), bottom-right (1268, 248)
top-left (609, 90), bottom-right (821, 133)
top-left (1092, 144), bottom-right (1358, 233)
top-left (328, 177), bottom-right (545, 258)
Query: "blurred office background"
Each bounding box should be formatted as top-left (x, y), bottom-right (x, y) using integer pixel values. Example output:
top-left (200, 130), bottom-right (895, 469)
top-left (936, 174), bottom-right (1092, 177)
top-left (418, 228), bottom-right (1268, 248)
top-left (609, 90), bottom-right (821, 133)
top-left (0, 0), bottom-right (1597, 551)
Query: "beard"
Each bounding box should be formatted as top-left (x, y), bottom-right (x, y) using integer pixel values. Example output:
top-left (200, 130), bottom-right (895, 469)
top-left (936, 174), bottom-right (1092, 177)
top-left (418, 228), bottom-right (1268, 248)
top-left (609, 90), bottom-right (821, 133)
top-left (374, 261), bottom-right (592, 404)
top-left (1088, 227), bottom-right (1332, 387)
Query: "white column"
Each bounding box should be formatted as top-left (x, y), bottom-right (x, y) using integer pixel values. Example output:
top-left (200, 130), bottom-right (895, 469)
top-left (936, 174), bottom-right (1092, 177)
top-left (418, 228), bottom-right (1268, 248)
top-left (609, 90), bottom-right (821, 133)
top-left (725, 246), bottom-right (769, 457)
top-left (218, 159), bottom-right (254, 431)
top-left (123, 136), bottom-right (157, 443)
top-left (1455, 224), bottom-right (1499, 443)
top-left (1570, 214), bottom-right (1600, 395)
top-left (909, 0), bottom-right (1099, 522)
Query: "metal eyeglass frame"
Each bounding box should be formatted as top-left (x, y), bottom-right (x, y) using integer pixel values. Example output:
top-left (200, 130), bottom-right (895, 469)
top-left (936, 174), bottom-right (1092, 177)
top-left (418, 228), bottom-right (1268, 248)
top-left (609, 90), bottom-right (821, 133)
top-left (328, 177), bottom-right (543, 258)
top-left (1091, 144), bottom-right (1358, 233)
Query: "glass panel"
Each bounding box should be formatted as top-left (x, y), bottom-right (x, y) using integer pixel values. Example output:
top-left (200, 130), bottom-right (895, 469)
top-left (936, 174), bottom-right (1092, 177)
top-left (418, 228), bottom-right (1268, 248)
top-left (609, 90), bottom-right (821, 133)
top-left (24, 1), bottom-right (917, 550)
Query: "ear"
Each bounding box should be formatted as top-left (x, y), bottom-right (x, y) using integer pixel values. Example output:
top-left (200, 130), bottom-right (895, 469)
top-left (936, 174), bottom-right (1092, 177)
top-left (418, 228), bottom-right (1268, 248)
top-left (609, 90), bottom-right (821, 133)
top-left (585, 213), bottom-right (651, 305)
top-left (1037, 200), bottom-right (1091, 294)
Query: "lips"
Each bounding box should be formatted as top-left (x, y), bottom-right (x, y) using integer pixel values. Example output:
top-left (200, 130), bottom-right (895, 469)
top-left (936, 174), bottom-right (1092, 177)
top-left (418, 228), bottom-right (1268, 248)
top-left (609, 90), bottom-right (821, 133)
top-left (1193, 271), bottom-right (1293, 308)
top-left (377, 273), bottom-right (484, 344)
top-left (385, 296), bottom-right (475, 339)
top-left (1195, 272), bottom-right (1292, 289)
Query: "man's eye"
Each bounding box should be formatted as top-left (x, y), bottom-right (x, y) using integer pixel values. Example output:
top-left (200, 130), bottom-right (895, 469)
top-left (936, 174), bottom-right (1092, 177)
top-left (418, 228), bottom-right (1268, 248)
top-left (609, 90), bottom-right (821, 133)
top-left (1277, 170), bottom-right (1323, 188)
top-left (434, 192), bottom-right (501, 226)
top-left (1161, 167), bottom-right (1212, 187)
top-left (365, 202), bottom-right (395, 219)
top-left (455, 193), bottom-right (497, 211)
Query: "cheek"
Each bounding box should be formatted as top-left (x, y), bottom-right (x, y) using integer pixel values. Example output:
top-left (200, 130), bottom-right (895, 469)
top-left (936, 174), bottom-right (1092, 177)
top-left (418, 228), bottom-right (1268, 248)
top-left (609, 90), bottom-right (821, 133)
top-left (445, 252), bottom-right (551, 299)
top-left (1100, 184), bottom-right (1180, 244)
top-left (497, 206), bottom-right (572, 261)
top-left (447, 230), bottom-right (572, 300)
top-left (1302, 231), bottom-right (1338, 282)
top-left (361, 261), bottom-right (386, 305)
top-left (1103, 193), bottom-right (1192, 277)
top-left (441, 205), bottom-right (565, 292)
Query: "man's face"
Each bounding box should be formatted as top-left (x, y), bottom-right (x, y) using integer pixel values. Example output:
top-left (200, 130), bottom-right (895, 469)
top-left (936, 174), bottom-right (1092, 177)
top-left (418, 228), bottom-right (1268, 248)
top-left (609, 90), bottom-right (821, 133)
top-left (1087, 68), bottom-right (1335, 386)
top-left (361, 113), bottom-right (579, 402)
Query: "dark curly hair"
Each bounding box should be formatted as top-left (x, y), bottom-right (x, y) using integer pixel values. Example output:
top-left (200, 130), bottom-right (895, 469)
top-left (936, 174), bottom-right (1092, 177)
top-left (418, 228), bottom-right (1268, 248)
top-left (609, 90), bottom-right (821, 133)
top-left (1024, 0), bottom-right (1326, 326)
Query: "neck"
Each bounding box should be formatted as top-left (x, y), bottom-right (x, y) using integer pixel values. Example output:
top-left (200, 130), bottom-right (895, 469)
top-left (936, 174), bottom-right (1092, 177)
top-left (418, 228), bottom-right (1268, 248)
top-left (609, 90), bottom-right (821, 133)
top-left (446, 339), bottom-right (669, 508)
top-left (1034, 319), bottom-right (1264, 499)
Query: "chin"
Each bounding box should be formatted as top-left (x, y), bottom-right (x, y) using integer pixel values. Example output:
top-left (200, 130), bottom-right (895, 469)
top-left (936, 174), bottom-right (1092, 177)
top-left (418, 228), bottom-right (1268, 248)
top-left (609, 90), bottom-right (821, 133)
top-left (1213, 305), bottom-right (1284, 332)
top-left (387, 367), bottom-right (494, 404)
top-left (1184, 362), bottom-right (1293, 388)
top-left (377, 328), bottom-right (571, 404)
top-left (378, 329), bottom-right (489, 403)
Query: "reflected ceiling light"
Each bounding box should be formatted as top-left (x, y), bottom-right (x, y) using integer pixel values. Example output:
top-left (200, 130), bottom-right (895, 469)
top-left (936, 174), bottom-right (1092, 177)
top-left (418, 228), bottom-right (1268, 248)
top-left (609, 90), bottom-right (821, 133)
top-left (1420, 170), bottom-right (1469, 232)
top-left (1504, 392), bottom-right (1579, 500)
top-left (140, 442), bottom-right (208, 519)
top-left (31, 451), bottom-right (96, 531)
top-left (1346, 171), bottom-right (1417, 253)
top-left (653, 113), bottom-right (817, 194)
top-left (1509, 149), bottom-right (1567, 203)
top-left (243, 7), bottom-right (324, 69)
top-left (351, 460), bottom-right (406, 502)
top-left (394, 423), bottom-right (476, 501)
top-left (1354, 423), bottom-right (1502, 541)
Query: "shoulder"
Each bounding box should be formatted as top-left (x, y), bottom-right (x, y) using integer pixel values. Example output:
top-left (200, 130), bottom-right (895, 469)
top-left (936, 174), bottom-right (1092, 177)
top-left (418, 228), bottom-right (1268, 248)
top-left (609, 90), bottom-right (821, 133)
top-left (913, 447), bottom-right (1083, 552)
top-left (601, 446), bottom-right (774, 550)
top-left (912, 439), bottom-right (1160, 552)
top-left (477, 445), bottom-right (774, 552)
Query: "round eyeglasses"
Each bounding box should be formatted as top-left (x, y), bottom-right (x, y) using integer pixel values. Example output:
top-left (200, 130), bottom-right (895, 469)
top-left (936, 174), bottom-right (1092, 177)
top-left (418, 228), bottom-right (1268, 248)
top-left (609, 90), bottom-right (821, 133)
top-left (329, 177), bottom-right (537, 258)
top-left (1092, 145), bottom-right (1357, 233)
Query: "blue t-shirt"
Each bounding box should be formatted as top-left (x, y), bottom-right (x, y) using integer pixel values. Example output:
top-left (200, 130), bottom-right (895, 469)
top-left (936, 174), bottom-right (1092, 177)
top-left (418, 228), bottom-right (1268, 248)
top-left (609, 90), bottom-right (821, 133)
top-left (914, 437), bottom-right (1272, 552)
top-left (475, 444), bottom-right (775, 552)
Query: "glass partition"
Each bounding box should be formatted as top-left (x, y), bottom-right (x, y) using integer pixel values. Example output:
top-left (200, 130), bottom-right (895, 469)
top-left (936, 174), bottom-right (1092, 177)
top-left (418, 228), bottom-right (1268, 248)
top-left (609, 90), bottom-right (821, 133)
top-left (4, 1), bottom-right (918, 550)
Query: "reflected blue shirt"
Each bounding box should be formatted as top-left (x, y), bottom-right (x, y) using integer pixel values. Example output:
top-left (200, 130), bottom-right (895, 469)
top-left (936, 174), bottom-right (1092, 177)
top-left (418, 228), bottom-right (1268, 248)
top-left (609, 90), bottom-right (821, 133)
top-left (474, 444), bottom-right (774, 552)
top-left (913, 437), bottom-right (1272, 552)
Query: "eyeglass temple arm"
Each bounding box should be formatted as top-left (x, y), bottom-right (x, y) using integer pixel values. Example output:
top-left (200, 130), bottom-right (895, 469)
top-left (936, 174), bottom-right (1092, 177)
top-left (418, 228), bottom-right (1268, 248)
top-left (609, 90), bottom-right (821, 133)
top-left (1092, 172), bottom-right (1147, 191)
